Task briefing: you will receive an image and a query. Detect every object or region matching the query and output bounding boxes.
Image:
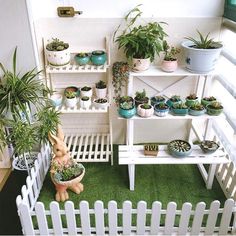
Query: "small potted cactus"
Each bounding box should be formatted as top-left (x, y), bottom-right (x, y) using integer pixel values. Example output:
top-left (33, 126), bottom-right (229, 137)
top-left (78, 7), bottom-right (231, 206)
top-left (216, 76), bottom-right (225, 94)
top-left (80, 96), bottom-right (91, 109)
top-left (45, 38), bottom-right (70, 66)
top-left (95, 80), bottom-right (107, 98)
top-left (166, 95), bottom-right (181, 108)
top-left (80, 86), bottom-right (93, 98)
top-left (201, 96), bottom-right (217, 107)
top-left (154, 102), bottom-right (170, 117)
top-left (185, 93), bottom-right (199, 107)
top-left (74, 52), bottom-right (90, 65)
top-left (172, 102), bottom-right (189, 116)
top-left (65, 91), bottom-right (77, 108)
top-left (206, 101), bottom-right (223, 116)
top-left (189, 102), bottom-right (205, 116)
top-left (144, 144), bottom-right (159, 156)
top-left (93, 98), bottom-right (109, 109)
top-left (150, 95), bottom-right (166, 106)
top-left (134, 89), bottom-right (149, 107)
top-left (64, 86), bottom-right (80, 97)
top-left (168, 140), bottom-right (192, 157)
top-left (137, 103), bottom-right (154, 118)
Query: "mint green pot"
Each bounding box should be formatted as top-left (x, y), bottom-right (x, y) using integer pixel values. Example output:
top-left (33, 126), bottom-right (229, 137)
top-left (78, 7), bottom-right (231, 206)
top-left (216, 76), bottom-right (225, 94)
top-left (91, 50), bottom-right (107, 65)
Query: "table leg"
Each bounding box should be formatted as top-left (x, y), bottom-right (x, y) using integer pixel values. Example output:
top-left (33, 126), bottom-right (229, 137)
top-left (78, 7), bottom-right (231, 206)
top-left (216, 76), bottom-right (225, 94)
top-left (128, 164), bottom-right (135, 191)
top-left (206, 164), bottom-right (217, 189)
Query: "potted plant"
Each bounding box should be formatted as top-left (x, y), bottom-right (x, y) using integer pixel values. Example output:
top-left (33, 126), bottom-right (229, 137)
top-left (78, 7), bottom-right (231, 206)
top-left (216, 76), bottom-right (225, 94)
top-left (74, 52), bottom-right (90, 65)
top-left (151, 95), bottom-right (166, 106)
top-left (200, 140), bottom-right (219, 154)
top-left (168, 140), bottom-right (192, 157)
top-left (201, 96), bottom-right (217, 107)
top-left (206, 101), bottom-right (223, 116)
top-left (134, 89), bottom-right (149, 107)
top-left (64, 86), bottom-right (80, 97)
top-left (185, 93), bottom-right (199, 107)
top-left (93, 98), bottom-right (109, 109)
top-left (161, 41), bottom-right (181, 72)
top-left (118, 101), bottom-right (136, 119)
top-left (119, 95), bottom-right (134, 105)
top-left (95, 80), bottom-right (107, 98)
top-left (189, 102), bottom-right (206, 116)
top-left (172, 102), bottom-right (189, 116)
top-left (45, 38), bottom-right (70, 66)
top-left (90, 50), bottom-right (107, 66)
top-left (80, 86), bottom-right (93, 98)
top-left (137, 103), bottom-right (154, 118)
top-left (114, 5), bottom-right (167, 71)
top-left (166, 95), bottom-right (182, 108)
top-left (65, 91), bottom-right (77, 108)
top-left (144, 143), bottom-right (159, 156)
top-left (154, 102), bottom-right (170, 117)
top-left (181, 30), bottom-right (223, 73)
top-left (80, 96), bottom-right (91, 109)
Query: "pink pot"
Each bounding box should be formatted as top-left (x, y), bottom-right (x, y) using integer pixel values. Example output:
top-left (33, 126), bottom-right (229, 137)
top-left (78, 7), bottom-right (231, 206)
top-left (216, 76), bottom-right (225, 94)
top-left (161, 60), bottom-right (178, 72)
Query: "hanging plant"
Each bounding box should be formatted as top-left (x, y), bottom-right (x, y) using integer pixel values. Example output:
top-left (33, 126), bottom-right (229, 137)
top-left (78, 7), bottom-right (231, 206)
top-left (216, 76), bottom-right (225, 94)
top-left (112, 61), bottom-right (130, 105)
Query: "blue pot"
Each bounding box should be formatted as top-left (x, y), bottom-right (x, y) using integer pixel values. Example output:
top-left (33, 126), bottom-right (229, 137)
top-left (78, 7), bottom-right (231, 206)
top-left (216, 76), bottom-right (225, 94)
top-left (189, 108), bottom-right (205, 116)
top-left (91, 50), bottom-right (107, 65)
top-left (168, 140), bottom-right (192, 157)
top-left (166, 99), bottom-right (181, 108)
top-left (74, 53), bottom-right (90, 65)
top-left (118, 107), bottom-right (136, 119)
top-left (172, 108), bottom-right (188, 116)
top-left (154, 103), bottom-right (170, 117)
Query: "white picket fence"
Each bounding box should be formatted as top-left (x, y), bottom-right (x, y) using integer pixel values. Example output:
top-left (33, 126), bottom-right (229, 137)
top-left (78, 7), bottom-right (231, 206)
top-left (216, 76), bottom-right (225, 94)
top-left (16, 144), bottom-right (236, 235)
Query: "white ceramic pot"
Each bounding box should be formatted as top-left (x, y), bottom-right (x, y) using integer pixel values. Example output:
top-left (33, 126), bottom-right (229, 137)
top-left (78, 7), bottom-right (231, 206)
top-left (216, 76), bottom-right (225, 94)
top-left (161, 60), bottom-right (178, 72)
top-left (132, 58), bottom-right (151, 72)
top-left (137, 104), bottom-right (154, 118)
top-left (93, 98), bottom-right (109, 109)
top-left (80, 97), bottom-right (91, 109)
top-left (45, 47), bottom-right (70, 66)
top-left (181, 40), bottom-right (223, 73)
top-left (80, 87), bottom-right (93, 98)
top-left (95, 88), bottom-right (107, 98)
top-left (65, 97), bottom-right (77, 108)
top-left (50, 93), bottom-right (63, 107)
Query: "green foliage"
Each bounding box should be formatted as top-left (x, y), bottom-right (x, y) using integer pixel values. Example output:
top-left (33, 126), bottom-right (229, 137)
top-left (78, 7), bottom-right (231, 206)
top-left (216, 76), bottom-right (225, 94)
top-left (81, 86), bottom-right (91, 91)
top-left (114, 5), bottom-right (167, 61)
top-left (209, 101), bottom-right (223, 109)
top-left (120, 101), bottom-right (134, 110)
top-left (65, 91), bottom-right (76, 99)
top-left (190, 102), bottom-right (205, 111)
top-left (156, 102), bottom-right (168, 109)
top-left (170, 95), bottom-right (181, 102)
top-left (46, 38), bottom-right (69, 51)
top-left (141, 103), bottom-right (151, 109)
top-left (163, 41), bottom-right (180, 61)
top-left (76, 52), bottom-right (89, 58)
top-left (186, 93), bottom-right (198, 100)
top-left (173, 102), bottom-right (188, 109)
top-left (185, 30), bottom-right (222, 49)
top-left (202, 96), bottom-right (216, 101)
top-left (96, 80), bottom-right (106, 89)
top-left (135, 89), bottom-right (146, 100)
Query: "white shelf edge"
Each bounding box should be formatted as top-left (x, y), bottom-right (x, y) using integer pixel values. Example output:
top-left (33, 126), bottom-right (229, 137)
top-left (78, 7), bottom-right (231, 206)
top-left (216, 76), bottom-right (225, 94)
top-left (58, 105), bottom-right (108, 114)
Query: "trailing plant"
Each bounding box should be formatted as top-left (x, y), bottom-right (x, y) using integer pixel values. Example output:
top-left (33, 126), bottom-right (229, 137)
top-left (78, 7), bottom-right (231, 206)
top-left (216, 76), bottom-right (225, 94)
top-left (95, 80), bottom-right (106, 89)
top-left (46, 38), bottom-right (69, 51)
top-left (112, 62), bottom-right (130, 104)
top-left (163, 41), bottom-right (180, 61)
top-left (114, 4), bottom-right (167, 61)
top-left (185, 30), bottom-right (222, 49)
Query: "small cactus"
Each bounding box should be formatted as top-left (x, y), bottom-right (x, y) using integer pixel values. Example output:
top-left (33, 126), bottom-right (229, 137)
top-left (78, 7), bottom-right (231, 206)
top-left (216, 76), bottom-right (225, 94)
top-left (46, 38), bottom-right (69, 51)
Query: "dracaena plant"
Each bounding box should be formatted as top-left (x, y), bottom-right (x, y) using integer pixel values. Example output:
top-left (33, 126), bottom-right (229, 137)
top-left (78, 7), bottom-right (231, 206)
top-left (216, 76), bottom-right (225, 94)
top-left (114, 4), bottom-right (168, 61)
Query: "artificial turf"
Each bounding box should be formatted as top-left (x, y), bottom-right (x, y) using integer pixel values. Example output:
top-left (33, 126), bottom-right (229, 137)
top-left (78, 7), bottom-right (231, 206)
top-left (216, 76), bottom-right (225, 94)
top-left (38, 145), bottom-right (226, 210)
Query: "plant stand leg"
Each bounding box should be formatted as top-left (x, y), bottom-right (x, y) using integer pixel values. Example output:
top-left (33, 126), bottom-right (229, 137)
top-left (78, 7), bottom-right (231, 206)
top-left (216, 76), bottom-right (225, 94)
top-left (206, 164), bottom-right (217, 189)
top-left (128, 164), bottom-right (135, 191)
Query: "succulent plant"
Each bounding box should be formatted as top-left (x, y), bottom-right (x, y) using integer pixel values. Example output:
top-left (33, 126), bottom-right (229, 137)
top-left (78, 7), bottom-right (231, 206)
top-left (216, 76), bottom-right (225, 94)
top-left (172, 102), bottom-right (188, 109)
top-left (170, 95), bottom-right (181, 102)
top-left (190, 102), bottom-right (205, 111)
top-left (81, 86), bottom-right (92, 91)
top-left (168, 140), bottom-right (191, 153)
top-left (95, 80), bottom-right (106, 89)
top-left (94, 98), bottom-right (107, 104)
top-left (46, 38), bottom-right (69, 51)
top-left (65, 91), bottom-right (76, 99)
top-left (202, 96), bottom-right (216, 101)
top-left (135, 90), bottom-right (147, 100)
top-left (208, 101), bottom-right (223, 109)
top-left (120, 101), bottom-right (134, 110)
top-left (163, 41), bottom-right (181, 61)
top-left (200, 140), bottom-right (219, 153)
top-left (186, 93), bottom-right (198, 100)
top-left (140, 104), bottom-right (152, 109)
top-left (81, 96), bottom-right (89, 101)
top-left (156, 102), bottom-right (168, 110)
top-left (76, 52), bottom-right (89, 58)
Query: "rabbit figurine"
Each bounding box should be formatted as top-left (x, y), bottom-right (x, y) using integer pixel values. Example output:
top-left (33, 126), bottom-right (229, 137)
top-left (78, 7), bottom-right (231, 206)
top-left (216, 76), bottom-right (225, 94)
top-left (48, 126), bottom-right (85, 202)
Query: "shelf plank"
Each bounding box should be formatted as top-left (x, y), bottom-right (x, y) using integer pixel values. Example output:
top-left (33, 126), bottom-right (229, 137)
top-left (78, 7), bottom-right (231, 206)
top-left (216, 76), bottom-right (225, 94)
top-left (119, 145), bottom-right (230, 165)
top-left (58, 105), bottom-right (108, 114)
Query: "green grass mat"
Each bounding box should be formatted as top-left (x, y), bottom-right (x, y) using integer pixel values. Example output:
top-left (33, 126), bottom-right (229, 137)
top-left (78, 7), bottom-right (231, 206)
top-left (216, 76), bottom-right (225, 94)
top-left (38, 146), bottom-right (226, 209)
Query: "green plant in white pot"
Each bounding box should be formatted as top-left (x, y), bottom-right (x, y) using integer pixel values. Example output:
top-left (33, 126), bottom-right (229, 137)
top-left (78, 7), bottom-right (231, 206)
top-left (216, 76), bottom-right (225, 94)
top-left (114, 5), bottom-right (167, 72)
top-left (181, 30), bottom-right (223, 73)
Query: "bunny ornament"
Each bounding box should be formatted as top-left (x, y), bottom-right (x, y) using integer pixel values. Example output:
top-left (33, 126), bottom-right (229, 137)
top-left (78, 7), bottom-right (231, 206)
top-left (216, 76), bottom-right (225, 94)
top-left (48, 126), bottom-right (85, 202)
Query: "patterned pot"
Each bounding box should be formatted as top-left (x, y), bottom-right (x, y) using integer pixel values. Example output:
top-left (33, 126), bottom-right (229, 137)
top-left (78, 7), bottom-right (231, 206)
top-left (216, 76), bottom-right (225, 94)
top-left (185, 98), bottom-right (199, 107)
top-left (91, 50), bottom-right (107, 65)
top-left (168, 140), bottom-right (192, 157)
top-left (132, 58), bottom-right (151, 72)
top-left (46, 47), bottom-right (70, 66)
top-left (206, 105), bottom-right (223, 116)
top-left (189, 108), bottom-right (205, 116)
top-left (137, 104), bottom-right (154, 118)
top-left (151, 96), bottom-right (166, 106)
top-left (154, 103), bottom-right (170, 117)
top-left (118, 106), bottom-right (136, 119)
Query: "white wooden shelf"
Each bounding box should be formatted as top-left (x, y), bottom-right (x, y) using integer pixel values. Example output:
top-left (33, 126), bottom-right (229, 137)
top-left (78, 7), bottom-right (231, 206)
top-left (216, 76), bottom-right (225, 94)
top-left (65, 133), bottom-right (111, 162)
top-left (119, 144), bottom-right (230, 165)
top-left (46, 63), bottom-right (109, 74)
top-left (57, 104), bottom-right (108, 114)
top-left (130, 65), bottom-right (217, 77)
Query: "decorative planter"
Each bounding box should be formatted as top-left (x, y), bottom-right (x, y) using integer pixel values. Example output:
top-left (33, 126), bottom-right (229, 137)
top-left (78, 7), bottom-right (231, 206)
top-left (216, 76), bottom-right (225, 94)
top-left (12, 152), bottom-right (39, 171)
top-left (132, 58), bottom-right (151, 72)
top-left (151, 96), bottom-right (166, 106)
top-left (168, 140), bottom-right (192, 157)
top-left (166, 97), bottom-right (182, 108)
top-left (91, 50), bottom-right (107, 65)
top-left (137, 104), bottom-right (154, 118)
top-left (74, 53), bottom-right (90, 65)
top-left (161, 60), bottom-right (178, 72)
top-left (80, 86), bottom-right (93, 98)
top-left (80, 97), bottom-right (91, 109)
top-left (200, 140), bottom-right (219, 154)
top-left (144, 144), bottom-right (159, 156)
top-left (206, 104), bottom-right (223, 116)
top-left (189, 108), bottom-right (206, 116)
top-left (50, 93), bottom-right (63, 107)
top-left (181, 40), bottom-right (223, 73)
top-left (64, 86), bottom-right (80, 97)
top-left (201, 97), bottom-right (217, 107)
top-left (154, 103), bottom-right (170, 117)
top-left (65, 97), bottom-right (77, 108)
top-left (45, 47), bottom-right (70, 67)
top-left (95, 88), bottom-right (107, 98)
top-left (185, 98), bottom-right (199, 107)
top-left (172, 107), bottom-right (188, 116)
top-left (93, 98), bottom-right (109, 109)
top-left (118, 106), bottom-right (136, 119)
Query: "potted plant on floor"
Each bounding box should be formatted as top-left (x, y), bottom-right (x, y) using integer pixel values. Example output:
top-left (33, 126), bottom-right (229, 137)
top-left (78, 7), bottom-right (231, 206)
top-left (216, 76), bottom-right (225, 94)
top-left (137, 103), bottom-right (154, 118)
top-left (114, 5), bottom-right (167, 71)
top-left (95, 80), bottom-right (107, 98)
top-left (74, 52), bottom-right (90, 65)
top-left (172, 102), bottom-right (189, 116)
top-left (181, 30), bottom-right (223, 73)
top-left (151, 95), bottom-right (166, 106)
top-left (206, 101), bottom-right (223, 116)
top-left (134, 89), bottom-right (149, 107)
top-left (80, 86), bottom-right (93, 98)
top-left (161, 41), bottom-right (180, 72)
top-left (45, 38), bottom-right (70, 66)
top-left (80, 96), bottom-right (91, 109)
top-left (93, 98), bottom-right (109, 109)
top-left (166, 95), bottom-right (182, 108)
top-left (189, 102), bottom-right (206, 116)
top-left (154, 102), bottom-right (170, 117)
top-left (201, 96), bottom-right (217, 107)
top-left (65, 91), bottom-right (77, 108)
top-left (185, 93), bottom-right (199, 107)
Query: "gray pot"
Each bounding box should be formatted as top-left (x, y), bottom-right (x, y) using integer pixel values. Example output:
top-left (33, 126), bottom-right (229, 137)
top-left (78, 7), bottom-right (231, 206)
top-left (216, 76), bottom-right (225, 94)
top-left (181, 41), bottom-right (223, 73)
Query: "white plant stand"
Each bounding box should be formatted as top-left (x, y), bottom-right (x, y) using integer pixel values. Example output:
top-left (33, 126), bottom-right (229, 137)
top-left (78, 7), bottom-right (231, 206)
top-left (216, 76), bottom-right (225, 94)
top-left (118, 66), bottom-right (230, 190)
top-left (44, 37), bottom-right (113, 164)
